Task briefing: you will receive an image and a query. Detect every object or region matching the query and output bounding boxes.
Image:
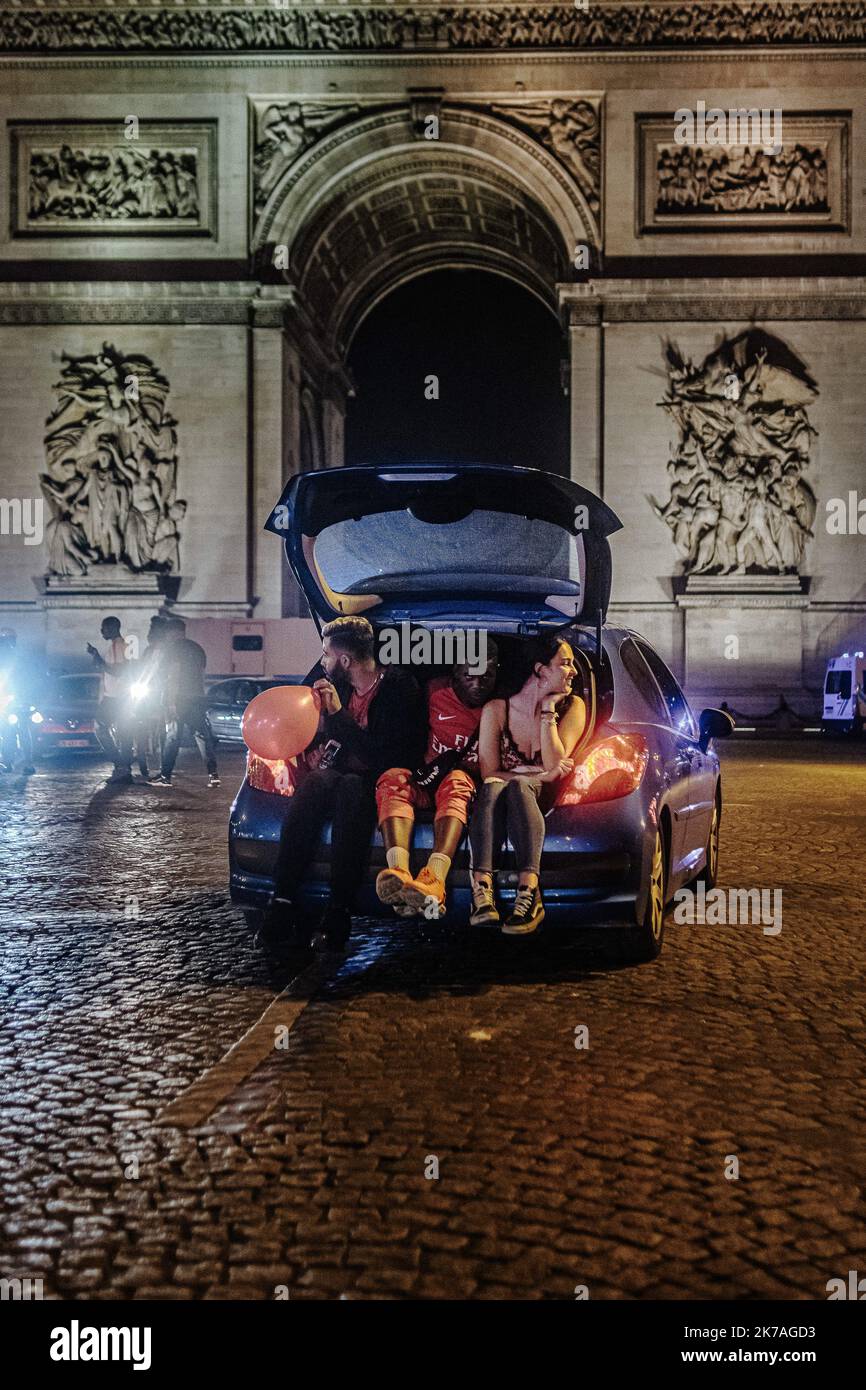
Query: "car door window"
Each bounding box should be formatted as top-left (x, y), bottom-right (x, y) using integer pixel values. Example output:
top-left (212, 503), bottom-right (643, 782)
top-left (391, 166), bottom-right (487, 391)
top-left (208, 682), bottom-right (236, 706)
top-left (826, 671), bottom-right (851, 697)
top-left (235, 681), bottom-right (258, 707)
top-left (619, 638), bottom-right (669, 724)
top-left (635, 640), bottom-right (698, 739)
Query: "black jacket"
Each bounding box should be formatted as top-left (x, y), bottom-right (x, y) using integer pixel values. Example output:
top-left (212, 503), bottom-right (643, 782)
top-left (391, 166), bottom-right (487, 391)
top-left (305, 665), bottom-right (426, 780)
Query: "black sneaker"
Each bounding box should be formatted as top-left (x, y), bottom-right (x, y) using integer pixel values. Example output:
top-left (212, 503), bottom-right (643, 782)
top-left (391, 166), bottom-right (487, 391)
top-left (208, 773), bottom-right (221, 788)
top-left (502, 885), bottom-right (545, 935)
top-left (310, 903), bottom-right (351, 954)
top-left (105, 769), bottom-right (134, 786)
top-left (149, 773), bottom-right (172, 786)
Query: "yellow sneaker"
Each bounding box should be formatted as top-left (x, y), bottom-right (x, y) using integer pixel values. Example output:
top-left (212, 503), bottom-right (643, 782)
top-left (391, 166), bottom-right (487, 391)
top-left (375, 866), bottom-right (414, 912)
top-left (400, 865), bottom-right (447, 919)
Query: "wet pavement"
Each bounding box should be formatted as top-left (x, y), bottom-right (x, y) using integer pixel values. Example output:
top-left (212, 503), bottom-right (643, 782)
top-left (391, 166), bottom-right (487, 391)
top-left (0, 739), bottom-right (864, 1299)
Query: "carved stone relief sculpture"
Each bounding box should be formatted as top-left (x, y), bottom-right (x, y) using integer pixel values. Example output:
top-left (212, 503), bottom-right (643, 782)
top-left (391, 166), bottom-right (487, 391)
top-left (40, 343), bottom-right (186, 577)
top-left (3, 6), bottom-right (866, 55)
top-left (637, 113), bottom-right (850, 233)
top-left (252, 100), bottom-right (361, 216)
top-left (487, 99), bottom-right (601, 215)
top-left (10, 122), bottom-right (216, 237)
top-left (651, 329), bottom-right (818, 576)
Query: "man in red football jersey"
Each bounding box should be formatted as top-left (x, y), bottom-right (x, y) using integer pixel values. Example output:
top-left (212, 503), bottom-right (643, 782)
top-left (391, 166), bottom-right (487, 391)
top-left (375, 641), bottom-right (498, 918)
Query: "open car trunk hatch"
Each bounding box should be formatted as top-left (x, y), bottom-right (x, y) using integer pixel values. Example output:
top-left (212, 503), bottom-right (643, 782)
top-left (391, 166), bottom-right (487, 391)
top-left (265, 462), bottom-right (622, 629)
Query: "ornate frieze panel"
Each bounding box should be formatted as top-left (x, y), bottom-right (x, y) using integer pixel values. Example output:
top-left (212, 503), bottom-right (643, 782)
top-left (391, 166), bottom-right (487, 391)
top-left (2, 5), bottom-right (866, 55)
top-left (41, 343), bottom-right (186, 578)
top-left (559, 279), bottom-right (866, 324)
top-left (637, 112), bottom-right (850, 235)
top-left (10, 121), bottom-right (217, 238)
top-left (0, 281), bottom-right (259, 325)
top-left (651, 329), bottom-right (819, 577)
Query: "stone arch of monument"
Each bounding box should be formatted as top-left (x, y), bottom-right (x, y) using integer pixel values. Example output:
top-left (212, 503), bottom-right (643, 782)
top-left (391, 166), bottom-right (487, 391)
top-left (299, 385), bottom-right (325, 472)
top-left (255, 104), bottom-right (594, 356)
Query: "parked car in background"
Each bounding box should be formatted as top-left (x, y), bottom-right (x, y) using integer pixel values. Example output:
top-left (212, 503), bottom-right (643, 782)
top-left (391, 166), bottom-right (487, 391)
top-left (33, 673), bottom-right (101, 756)
top-left (205, 677), bottom-right (302, 745)
top-left (228, 462), bottom-right (734, 960)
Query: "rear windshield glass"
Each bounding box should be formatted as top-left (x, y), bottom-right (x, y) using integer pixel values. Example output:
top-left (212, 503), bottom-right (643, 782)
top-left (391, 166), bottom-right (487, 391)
top-left (314, 509), bottom-right (583, 596)
top-left (826, 670), bottom-right (852, 697)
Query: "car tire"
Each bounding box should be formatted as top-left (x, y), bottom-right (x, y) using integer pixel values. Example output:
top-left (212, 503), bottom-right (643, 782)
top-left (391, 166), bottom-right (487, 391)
top-left (697, 792), bottom-right (721, 890)
top-left (631, 825), bottom-right (667, 962)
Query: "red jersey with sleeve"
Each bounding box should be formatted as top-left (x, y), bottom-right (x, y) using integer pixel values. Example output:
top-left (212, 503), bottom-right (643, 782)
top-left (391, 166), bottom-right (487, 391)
top-left (425, 677), bottom-right (482, 764)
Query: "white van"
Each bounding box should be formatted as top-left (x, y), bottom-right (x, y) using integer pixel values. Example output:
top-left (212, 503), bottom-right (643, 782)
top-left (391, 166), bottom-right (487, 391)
top-left (822, 651), bottom-right (866, 735)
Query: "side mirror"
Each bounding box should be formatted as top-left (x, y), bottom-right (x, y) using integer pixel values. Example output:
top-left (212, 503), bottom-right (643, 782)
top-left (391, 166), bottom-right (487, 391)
top-left (699, 707), bottom-right (735, 752)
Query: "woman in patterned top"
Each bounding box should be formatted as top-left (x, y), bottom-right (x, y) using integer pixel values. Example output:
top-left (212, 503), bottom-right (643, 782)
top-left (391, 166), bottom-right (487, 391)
top-left (467, 634), bottom-right (586, 935)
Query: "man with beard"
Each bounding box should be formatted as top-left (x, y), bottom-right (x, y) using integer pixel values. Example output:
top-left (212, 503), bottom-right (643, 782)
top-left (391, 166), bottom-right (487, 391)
top-left (268, 616), bottom-right (425, 951)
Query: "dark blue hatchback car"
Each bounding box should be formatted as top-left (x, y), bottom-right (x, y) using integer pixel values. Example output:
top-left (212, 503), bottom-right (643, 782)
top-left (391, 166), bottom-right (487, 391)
top-left (229, 463), bottom-right (732, 959)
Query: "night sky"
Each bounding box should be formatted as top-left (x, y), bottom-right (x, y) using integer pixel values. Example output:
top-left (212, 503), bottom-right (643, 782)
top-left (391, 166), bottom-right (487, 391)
top-left (345, 269), bottom-right (570, 475)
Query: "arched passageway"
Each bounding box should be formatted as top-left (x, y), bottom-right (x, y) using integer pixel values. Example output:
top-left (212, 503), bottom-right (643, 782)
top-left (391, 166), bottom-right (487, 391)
top-left (345, 268), bottom-right (569, 474)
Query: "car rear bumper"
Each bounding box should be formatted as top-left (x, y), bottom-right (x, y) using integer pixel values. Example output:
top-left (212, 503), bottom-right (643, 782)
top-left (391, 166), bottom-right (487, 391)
top-left (229, 780), bottom-right (644, 927)
top-left (36, 731), bottom-right (101, 753)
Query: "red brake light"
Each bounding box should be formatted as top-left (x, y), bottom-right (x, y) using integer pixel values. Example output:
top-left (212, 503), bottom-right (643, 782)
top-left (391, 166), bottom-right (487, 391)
top-left (557, 733), bottom-right (649, 806)
top-left (247, 752), bottom-right (298, 797)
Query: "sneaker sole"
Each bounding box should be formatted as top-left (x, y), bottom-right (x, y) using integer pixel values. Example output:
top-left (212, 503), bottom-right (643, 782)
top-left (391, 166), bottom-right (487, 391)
top-left (501, 908), bottom-right (545, 936)
top-left (376, 870), bottom-right (412, 909)
top-left (400, 880), bottom-right (446, 918)
top-left (470, 911), bottom-right (501, 927)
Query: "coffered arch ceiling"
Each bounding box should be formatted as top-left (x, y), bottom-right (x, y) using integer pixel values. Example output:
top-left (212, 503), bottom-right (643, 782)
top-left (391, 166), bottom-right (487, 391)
top-left (256, 106), bottom-right (596, 356)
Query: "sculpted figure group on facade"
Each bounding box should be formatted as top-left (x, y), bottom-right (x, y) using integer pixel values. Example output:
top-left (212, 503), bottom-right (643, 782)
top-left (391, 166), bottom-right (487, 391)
top-left (40, 344), bottom-right (186, 578)
top-left (28, 145), bottom-right (200, 224)
top-left (252, 96), bottom-right (601, 219)
top-left (653, 331), bottom-right (819, 576)
top-left (655, 142), bottom-right (829, 216)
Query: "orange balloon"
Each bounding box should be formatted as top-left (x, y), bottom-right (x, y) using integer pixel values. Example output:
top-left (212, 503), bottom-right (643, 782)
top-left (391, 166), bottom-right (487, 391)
top-left (241, 684), bottom-right (321, 761)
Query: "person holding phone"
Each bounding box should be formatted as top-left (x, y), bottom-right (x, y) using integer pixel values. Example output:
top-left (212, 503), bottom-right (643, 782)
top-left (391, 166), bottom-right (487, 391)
top-left (268, 616), bottom-right (424, 952)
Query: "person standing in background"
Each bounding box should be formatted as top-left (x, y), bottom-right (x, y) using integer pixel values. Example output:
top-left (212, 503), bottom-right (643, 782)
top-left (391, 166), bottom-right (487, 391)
top-left (151, 616), bottom-right (220, 787)
top-left (87, 614), bottom-right (134, 785)
top-left (128, 613), bottom-right (168, 782)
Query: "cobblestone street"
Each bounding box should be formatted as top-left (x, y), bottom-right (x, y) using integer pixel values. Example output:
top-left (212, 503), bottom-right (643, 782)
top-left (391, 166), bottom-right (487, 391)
top-left (1, 739), bottom-right (864, 1301)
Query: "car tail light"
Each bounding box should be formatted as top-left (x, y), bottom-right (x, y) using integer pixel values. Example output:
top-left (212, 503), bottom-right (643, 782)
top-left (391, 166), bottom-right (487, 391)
top-left (246, 752), bottom-right (298, 798)
top-left (557, 733), bottom-right (649, 806)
